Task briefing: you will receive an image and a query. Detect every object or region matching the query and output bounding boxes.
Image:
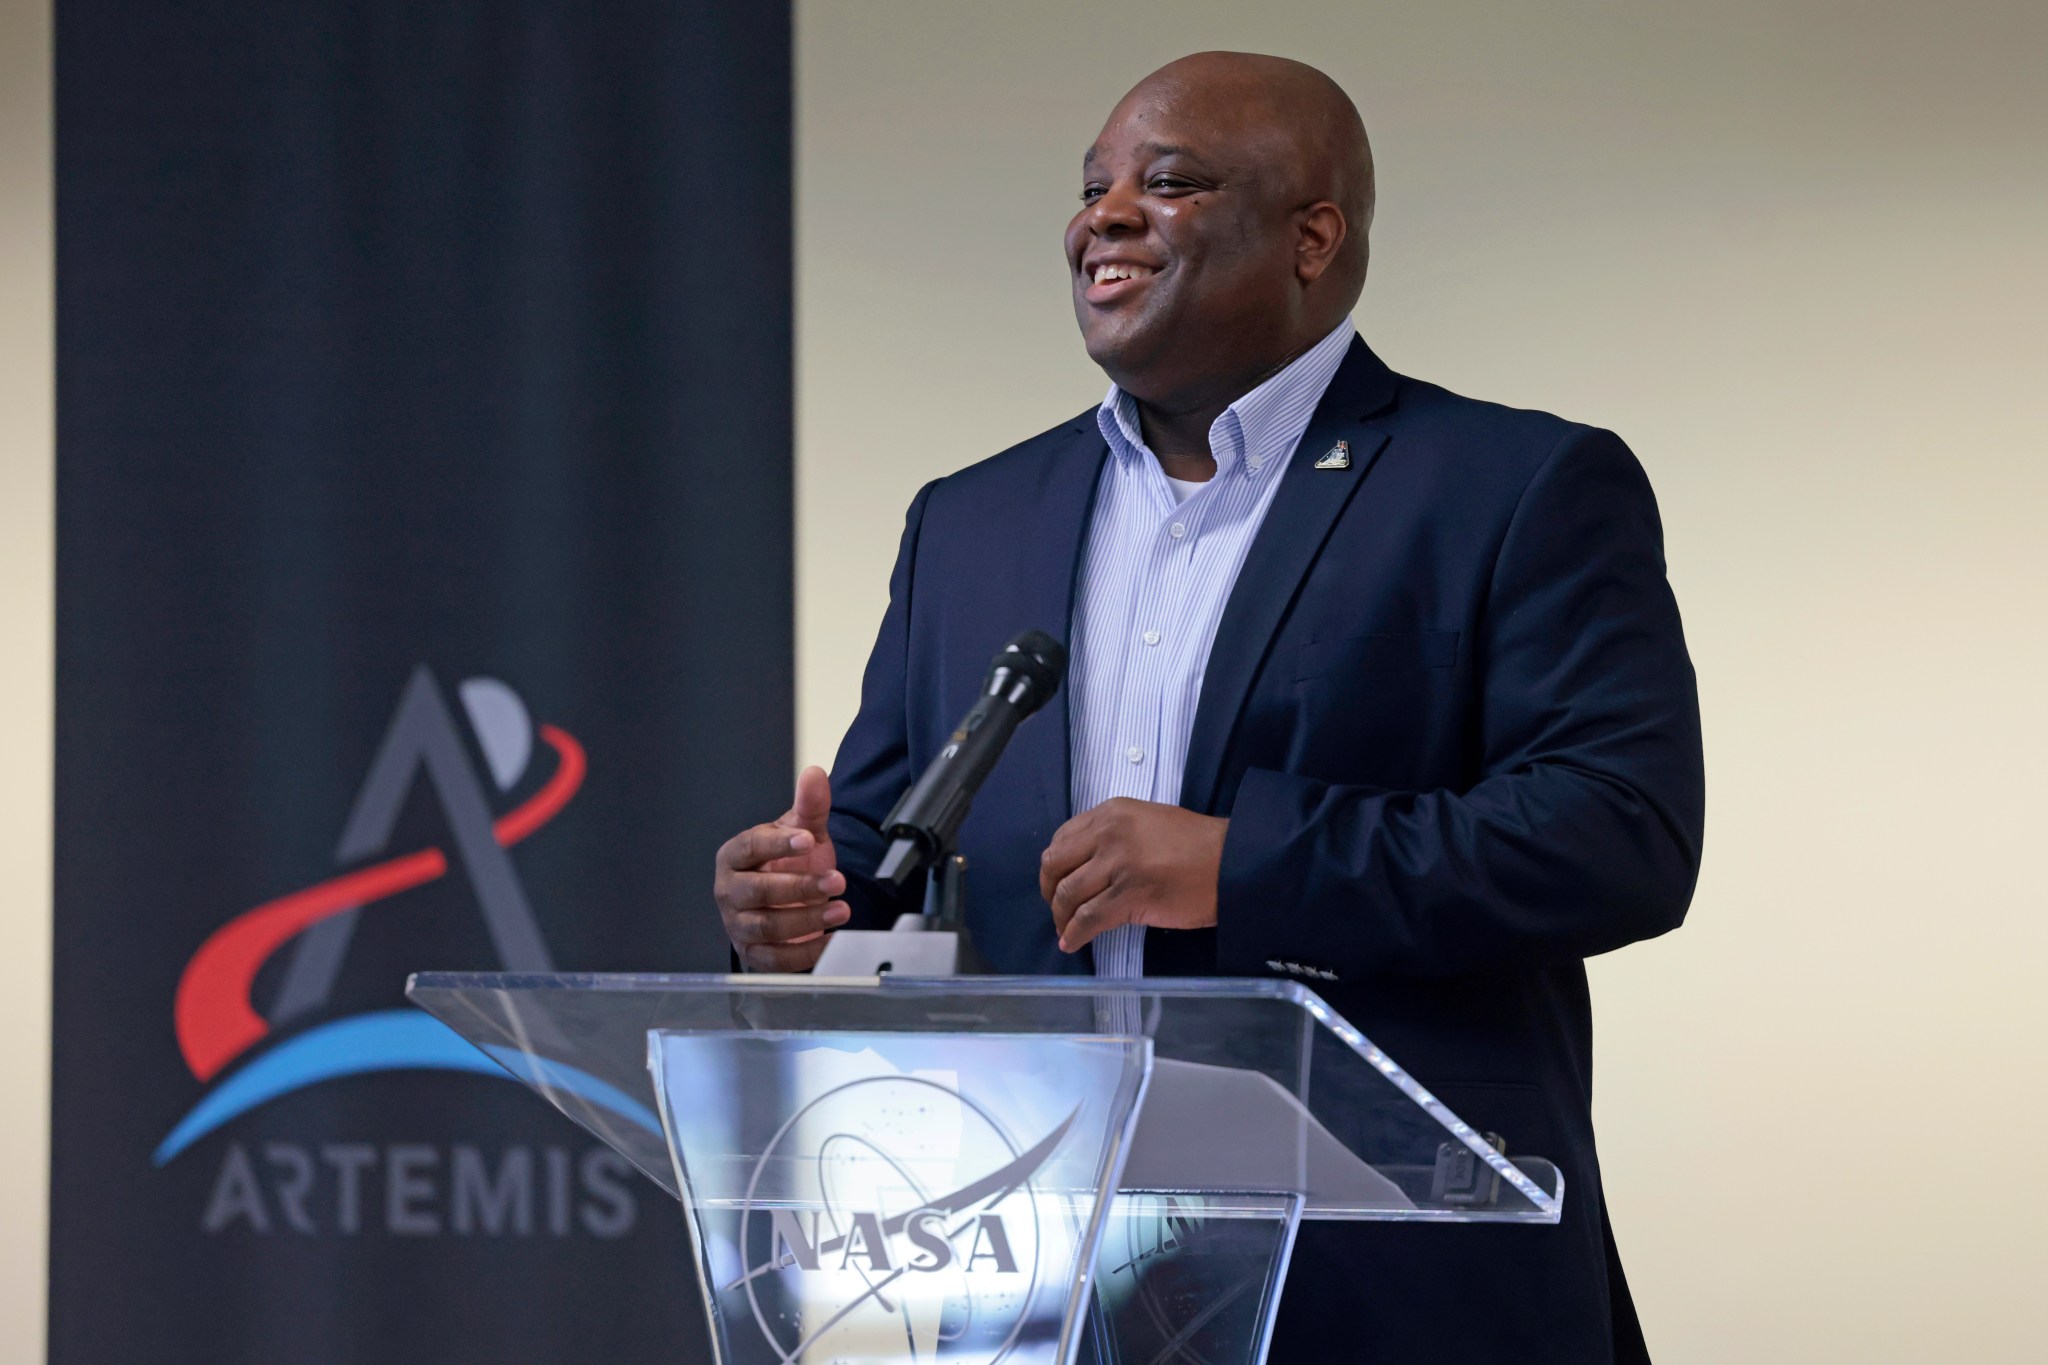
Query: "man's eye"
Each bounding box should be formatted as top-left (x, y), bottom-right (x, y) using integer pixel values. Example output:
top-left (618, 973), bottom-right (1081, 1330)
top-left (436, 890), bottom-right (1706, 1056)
top-left (1148, 176), bottom-right (1193, 192)
top-left (1078, 185), bottom-right (1106, 203)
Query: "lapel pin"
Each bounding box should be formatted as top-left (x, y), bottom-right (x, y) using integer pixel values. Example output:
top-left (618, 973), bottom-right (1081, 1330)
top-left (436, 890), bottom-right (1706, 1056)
top-left (1313, 440), bottom-right (1350, 470)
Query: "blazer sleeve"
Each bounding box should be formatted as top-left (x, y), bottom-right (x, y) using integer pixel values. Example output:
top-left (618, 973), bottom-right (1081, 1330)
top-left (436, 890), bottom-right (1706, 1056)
top-left (1214, 426), bottom-right (1706, 979)
top-left (826, 479), bottom-right (940, 930)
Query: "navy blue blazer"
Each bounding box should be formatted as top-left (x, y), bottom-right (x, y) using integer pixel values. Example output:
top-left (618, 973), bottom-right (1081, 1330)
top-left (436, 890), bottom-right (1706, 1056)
top-left (828, 336), bottom-right (1703, 1363)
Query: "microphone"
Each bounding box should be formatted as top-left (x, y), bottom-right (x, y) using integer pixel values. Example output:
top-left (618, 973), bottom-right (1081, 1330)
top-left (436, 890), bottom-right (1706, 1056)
top-left (874, 629), bottom-right (1067, 887)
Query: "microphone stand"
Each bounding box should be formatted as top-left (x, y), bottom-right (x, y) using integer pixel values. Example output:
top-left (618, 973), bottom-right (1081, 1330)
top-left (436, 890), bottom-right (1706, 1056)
top-left (810, 849), bottom-right (988, 977)
top-left (812, 628), bottom-right (1064, 978)
top-left (918, 849), bottom-right (966, 929)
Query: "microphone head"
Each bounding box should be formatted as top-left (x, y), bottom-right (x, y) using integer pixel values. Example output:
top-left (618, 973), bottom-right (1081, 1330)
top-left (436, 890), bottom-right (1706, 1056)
top-left (988, 629), bottom-right (1066, 714)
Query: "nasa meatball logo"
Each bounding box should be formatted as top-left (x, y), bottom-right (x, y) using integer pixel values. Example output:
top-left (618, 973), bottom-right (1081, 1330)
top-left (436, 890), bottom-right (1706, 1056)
top-left (727, 1076), bottom-right (1077, 1364)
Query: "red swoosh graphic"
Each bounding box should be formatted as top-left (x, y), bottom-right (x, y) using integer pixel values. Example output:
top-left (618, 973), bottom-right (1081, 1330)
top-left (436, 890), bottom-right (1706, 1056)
top-left (174, 724), bottom-right (586, 1083)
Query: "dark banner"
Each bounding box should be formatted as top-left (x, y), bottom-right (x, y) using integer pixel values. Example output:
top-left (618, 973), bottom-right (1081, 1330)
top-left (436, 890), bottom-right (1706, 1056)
top-left (52, 4), bottom-right (790, 1361)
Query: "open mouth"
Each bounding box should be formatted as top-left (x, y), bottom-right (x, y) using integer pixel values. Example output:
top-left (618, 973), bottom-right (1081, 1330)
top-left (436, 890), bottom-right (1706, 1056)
top-left (1082, 259), bottom-right (1161, 304)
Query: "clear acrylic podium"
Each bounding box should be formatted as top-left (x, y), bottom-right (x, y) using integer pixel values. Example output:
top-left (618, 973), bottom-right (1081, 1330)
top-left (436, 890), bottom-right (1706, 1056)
top-left (407, 973), bottom-right (1563, 1365)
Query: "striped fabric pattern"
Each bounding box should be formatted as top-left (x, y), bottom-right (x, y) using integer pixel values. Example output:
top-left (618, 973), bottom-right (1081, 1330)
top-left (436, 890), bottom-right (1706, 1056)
top-left (1071, 319), bottom-right (1356, 980)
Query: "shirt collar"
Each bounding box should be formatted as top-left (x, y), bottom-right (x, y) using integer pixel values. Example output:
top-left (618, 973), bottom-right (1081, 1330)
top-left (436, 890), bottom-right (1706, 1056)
top-left (1096, 318), bottom-right (1356, 482)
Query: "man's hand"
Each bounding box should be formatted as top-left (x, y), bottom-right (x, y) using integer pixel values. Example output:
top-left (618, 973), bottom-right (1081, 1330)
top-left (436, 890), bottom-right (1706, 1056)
top-left (714, 765), bottom-right (850, 972)
top-left (1039, 798), bottom-right (1228, 953)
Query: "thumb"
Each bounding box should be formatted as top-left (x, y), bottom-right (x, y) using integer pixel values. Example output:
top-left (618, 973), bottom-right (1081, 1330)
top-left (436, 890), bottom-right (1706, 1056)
top-left (783, 765), bottom-right (833, 840)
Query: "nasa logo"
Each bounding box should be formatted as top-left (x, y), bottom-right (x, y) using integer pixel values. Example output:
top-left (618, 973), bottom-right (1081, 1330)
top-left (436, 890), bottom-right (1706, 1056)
top-left (727, 1075), bottom-right (1076, 1364)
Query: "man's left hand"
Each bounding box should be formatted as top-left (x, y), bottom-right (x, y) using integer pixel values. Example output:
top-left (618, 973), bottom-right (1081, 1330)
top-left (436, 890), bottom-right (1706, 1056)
top-left (1039, 798), bottom-right (1228, 952)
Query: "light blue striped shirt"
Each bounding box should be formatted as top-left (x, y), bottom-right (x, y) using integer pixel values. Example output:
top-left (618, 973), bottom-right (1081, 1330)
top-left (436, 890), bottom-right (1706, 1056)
top-left (1073, 319), bottom-right (1356, 979)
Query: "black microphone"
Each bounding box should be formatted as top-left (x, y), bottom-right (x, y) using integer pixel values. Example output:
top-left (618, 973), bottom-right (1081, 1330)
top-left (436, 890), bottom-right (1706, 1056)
top-left (874, 629), bottom-right (1067, 887)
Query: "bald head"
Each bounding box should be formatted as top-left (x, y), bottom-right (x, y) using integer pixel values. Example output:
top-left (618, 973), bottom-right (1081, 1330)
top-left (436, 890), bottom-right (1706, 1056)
top-left (1065, 53), bottom-right (1375, 412)
top-left (1127, 52), bottom-right (1375, 292)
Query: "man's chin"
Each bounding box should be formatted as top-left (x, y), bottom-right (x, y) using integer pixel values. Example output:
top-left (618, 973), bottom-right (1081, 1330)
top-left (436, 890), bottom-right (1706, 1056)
top-left (1078, 316), bottom-right (1169, 388)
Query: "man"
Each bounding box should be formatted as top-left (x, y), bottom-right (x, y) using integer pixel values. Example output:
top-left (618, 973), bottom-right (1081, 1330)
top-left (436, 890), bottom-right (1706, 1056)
top-left (714, 52), bottom-right (1702, 1363)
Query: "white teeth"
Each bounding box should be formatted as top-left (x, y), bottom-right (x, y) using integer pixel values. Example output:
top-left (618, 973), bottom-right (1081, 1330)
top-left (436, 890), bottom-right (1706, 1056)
top-left (1092, 263), bottom-right (1153, 284)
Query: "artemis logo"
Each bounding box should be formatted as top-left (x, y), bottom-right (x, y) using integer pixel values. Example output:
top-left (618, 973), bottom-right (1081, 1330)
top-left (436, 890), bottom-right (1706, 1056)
top-left (199, 1141), bottom-right (636, 1240)
top-left (154, 667), bottom-right (663, 1237)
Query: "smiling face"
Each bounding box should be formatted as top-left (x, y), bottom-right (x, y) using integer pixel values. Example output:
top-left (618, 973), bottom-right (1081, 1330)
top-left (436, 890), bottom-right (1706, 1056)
top-left (1064, 55), bottom-right (1371, 410)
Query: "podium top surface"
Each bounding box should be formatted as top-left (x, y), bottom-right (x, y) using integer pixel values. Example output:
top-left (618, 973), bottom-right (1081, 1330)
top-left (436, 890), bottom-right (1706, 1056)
top-left (407, 971), bottom-right (1562, 1223)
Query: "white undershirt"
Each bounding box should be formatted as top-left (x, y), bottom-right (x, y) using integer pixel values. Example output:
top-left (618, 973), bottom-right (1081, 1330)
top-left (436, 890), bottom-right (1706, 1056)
top-left (1165, 475), bottom-right (1208, 503)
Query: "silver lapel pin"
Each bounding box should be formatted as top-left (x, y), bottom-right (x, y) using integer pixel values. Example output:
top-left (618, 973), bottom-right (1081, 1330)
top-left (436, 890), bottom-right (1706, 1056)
top-left (1313, 440), bottom-right (1350, 470)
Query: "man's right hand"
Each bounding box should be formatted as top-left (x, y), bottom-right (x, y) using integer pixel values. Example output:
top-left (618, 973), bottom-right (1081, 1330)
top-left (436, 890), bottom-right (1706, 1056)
top-left (714, 765), bottom-right (851, 972)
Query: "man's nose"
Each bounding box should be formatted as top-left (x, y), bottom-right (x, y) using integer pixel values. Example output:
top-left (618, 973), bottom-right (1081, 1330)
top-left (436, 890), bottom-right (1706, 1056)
top-left (1083, 179), bottom-right (1146, 235)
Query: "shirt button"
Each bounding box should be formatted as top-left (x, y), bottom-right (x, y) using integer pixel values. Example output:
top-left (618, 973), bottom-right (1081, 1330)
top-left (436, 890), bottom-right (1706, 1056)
top-left (1169, 522), bottom-right (1187, 539)
top-left (1141, 629), bottom-right (1161, 646)
top-left (1248, 454), bottom-right (1265, 470)
top-left (1125, 746), bottom-right (1144, 764)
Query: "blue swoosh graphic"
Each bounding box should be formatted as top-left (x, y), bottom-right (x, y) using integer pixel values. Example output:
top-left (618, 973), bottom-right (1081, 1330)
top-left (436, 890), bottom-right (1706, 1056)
top-left (154, 1009), bottom-right (662, 1165)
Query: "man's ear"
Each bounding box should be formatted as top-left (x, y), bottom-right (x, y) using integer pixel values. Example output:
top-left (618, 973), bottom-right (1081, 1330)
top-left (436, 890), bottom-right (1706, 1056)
top-left (1295, 201), bottom-right (1347, 284)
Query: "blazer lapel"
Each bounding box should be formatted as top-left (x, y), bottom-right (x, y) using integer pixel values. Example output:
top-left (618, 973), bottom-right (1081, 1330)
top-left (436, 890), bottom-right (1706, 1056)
top-left (1179, 337), bottom-right (1400, 813)
top-left (1008, 418), bottom-right (1109, 836)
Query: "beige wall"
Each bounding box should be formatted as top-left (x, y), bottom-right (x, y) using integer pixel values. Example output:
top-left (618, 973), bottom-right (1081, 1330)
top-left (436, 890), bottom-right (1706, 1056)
top-left (798, 2), bottom-right (2048, 1360)
top-left (0, 0), bottom-right (51, 1357)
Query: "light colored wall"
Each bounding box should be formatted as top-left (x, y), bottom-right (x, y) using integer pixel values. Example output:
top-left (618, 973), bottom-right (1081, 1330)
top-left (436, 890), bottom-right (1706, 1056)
top-left (0, 0), bottom-right (51, 1358)
top-left (798, 3), bottom-right (2048, 1360)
